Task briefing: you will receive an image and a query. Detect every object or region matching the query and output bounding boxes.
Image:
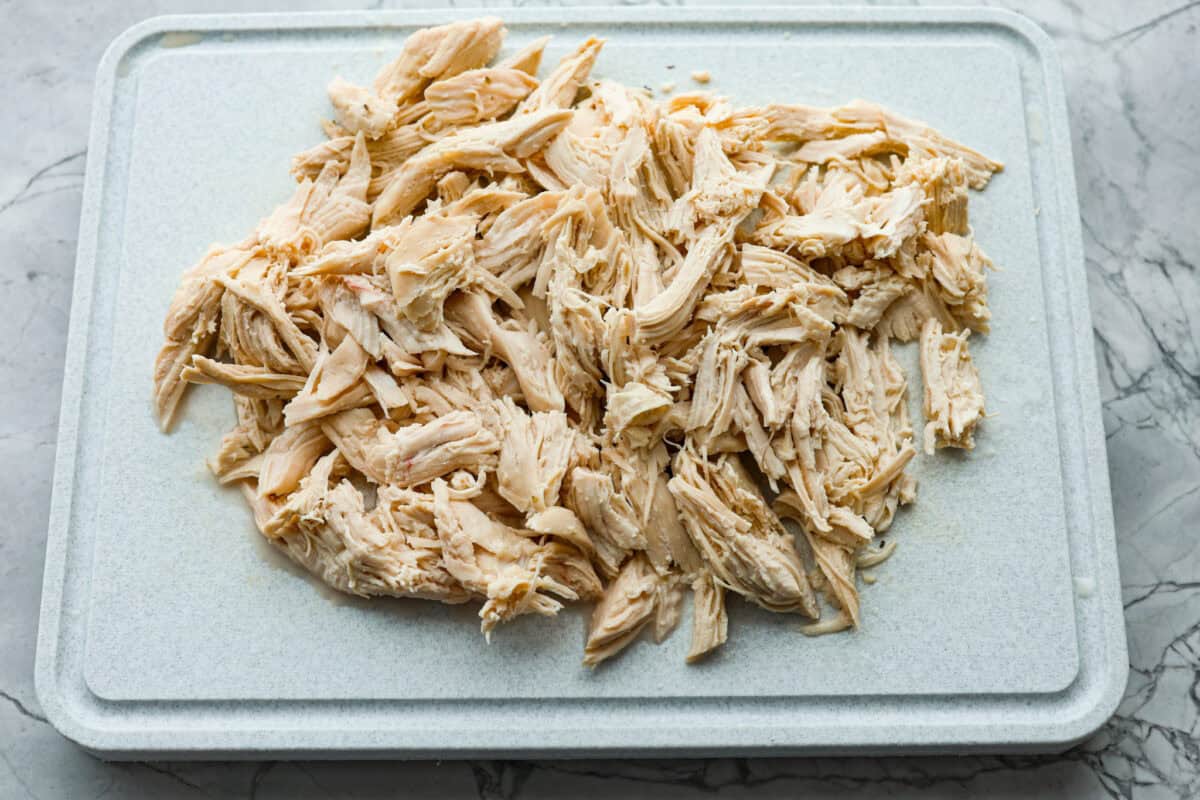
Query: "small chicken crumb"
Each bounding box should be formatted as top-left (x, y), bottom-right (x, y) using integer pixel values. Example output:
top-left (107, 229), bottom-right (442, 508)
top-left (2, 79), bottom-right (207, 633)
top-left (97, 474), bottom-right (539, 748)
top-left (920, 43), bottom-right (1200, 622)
top-left (660, 80), bottom-right (676, 94)
top-left (690, 69), bottom-right (711, 84)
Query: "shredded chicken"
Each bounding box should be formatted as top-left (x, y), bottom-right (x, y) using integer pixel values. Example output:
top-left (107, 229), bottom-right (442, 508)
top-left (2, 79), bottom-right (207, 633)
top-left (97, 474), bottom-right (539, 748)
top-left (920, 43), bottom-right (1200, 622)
top-left (919, 319), bottom-right (986, 453)
top-left (154, 18), bottom-right (1001, 666)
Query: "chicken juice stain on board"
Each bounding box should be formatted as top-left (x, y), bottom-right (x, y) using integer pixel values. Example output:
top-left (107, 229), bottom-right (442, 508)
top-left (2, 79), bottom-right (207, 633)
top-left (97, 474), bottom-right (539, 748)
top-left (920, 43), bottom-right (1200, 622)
top-left (159, 32), bottom-right (204, 49)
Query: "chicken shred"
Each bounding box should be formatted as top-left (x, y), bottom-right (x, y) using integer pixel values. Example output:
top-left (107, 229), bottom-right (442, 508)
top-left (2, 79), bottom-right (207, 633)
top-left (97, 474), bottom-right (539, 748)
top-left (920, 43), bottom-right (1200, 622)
top-left (919, 319), bottom-right (986, 454)
top-left (687, 571), bottom-right (727, 662)
top-left (154, 18), bottom-right (1001, 665)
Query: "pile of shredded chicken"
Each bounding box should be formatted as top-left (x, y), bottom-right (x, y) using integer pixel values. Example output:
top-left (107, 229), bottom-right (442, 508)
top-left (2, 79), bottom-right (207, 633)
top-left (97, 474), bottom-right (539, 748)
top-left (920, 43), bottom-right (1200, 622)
top-left (153, 18), bottom-right (1001, 666)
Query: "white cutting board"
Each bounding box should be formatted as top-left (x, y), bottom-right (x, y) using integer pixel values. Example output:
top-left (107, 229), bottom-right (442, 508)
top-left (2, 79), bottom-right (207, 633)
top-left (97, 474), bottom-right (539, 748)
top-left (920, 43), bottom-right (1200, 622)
top-left (36, 5), bottom-right (1126, 757)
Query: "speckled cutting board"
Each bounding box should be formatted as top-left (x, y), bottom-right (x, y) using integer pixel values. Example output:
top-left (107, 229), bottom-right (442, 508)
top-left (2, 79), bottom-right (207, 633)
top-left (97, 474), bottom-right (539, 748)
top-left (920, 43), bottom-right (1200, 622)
top-left (35, 5), bottom-right (1127, 758)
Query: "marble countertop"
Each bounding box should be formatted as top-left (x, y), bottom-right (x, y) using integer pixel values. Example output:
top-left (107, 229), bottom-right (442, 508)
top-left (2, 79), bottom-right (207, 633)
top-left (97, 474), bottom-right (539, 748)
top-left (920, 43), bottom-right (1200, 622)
top-left (3, 1), bottom-right (1196, 797)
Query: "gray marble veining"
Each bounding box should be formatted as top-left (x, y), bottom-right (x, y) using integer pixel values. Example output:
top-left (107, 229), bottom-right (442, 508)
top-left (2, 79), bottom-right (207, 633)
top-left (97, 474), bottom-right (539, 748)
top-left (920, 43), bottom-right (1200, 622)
top-left (1, 0), bottom-right (1196, 797)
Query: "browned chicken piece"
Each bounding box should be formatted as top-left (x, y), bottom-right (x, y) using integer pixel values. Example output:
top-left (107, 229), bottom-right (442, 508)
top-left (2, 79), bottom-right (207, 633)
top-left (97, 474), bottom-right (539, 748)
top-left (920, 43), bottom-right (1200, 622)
top-left (920, 318), bottom-right (985, 453)
top-left (582, 553), bottom-right (659, 666)
top-left (687, 571), bottom-right (728, 662)
top-left (322, 407), bottom-right (499, 487)
top-left (157, 17), bottom-right (1002, 664)
top-left (373, 17), bottom-right (507, 107)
